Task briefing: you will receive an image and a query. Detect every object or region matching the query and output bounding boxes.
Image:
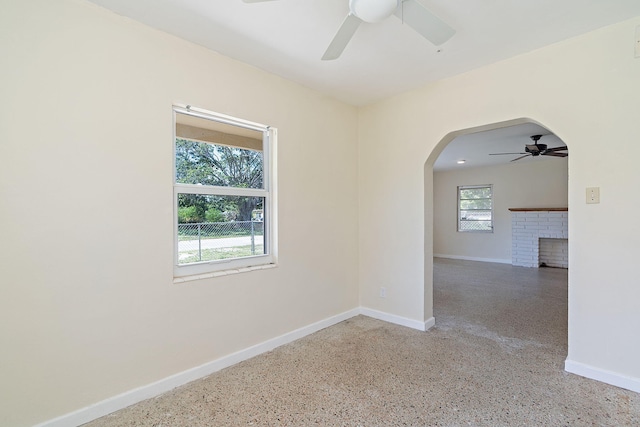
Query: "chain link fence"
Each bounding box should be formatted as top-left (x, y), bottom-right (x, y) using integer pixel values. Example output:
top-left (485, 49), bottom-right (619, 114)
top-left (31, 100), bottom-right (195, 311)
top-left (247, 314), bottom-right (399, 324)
top-left (178, 221), bottom-right (264, 264)
top-left (459, 210), bottom-right (492, 231)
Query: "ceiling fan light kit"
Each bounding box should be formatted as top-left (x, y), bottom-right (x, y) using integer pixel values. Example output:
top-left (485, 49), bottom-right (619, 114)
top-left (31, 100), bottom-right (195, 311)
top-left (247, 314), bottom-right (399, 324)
top-left (350, 0), bottom-right (398, 23)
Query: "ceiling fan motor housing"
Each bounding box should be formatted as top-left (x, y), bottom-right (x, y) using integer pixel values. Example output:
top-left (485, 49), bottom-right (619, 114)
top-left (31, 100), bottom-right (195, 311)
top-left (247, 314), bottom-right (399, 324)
top-left (350, 0), bottom-right (398, 23)
top-left (525, 143), bottom-right (547, 155)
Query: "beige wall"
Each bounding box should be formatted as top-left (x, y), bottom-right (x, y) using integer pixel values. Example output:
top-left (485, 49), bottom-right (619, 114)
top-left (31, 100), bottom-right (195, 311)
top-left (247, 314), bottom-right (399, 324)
top-left (359, 14), bottom-right (640, 388)
top-left (0, 1), bottom-right (359, 425)
top-left (2, 0), bottom-right (640, 425)
top-left (434, 159), bottom-right (568, 262)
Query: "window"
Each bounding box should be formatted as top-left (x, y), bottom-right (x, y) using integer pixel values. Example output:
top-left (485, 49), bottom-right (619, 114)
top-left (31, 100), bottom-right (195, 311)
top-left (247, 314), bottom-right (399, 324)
top-left (458, 185), bottom-right (493, 232)
top-left (173, 105), bottom-right (275, 277)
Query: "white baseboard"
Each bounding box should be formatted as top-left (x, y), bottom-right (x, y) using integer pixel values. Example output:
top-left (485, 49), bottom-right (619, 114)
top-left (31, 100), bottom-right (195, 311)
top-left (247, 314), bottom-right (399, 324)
top-left (434, 254), bottom-right (512, 265)
top-left (36, 307), bottom-right (436, 427)
top-left (36, 309), bottom-right (640, 427)
top-left (360, 307), bottom-right (435, 332)
top-left (35, 308), bottom-right (360, 427)
top-left (565, 359), bottom-right (640, 393)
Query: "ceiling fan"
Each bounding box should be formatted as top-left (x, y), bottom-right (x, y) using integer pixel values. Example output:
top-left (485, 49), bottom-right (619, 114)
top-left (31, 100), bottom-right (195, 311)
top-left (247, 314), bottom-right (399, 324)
top-left (489, 135), bottom-right (568, 162)
top-left (243, 0), bottom-right (456, 60)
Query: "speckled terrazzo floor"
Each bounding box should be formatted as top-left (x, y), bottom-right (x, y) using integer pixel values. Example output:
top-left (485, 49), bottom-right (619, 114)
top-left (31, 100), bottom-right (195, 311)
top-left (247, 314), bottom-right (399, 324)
top-left (84, 258), bottom-right (640, 426)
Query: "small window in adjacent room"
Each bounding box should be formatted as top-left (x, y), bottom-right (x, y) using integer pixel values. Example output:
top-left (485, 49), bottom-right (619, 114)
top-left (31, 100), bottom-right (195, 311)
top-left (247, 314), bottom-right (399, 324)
top-left (458, 185), bottom-right (493, 232)
top-left (173, 105), bottom-right (276, 277)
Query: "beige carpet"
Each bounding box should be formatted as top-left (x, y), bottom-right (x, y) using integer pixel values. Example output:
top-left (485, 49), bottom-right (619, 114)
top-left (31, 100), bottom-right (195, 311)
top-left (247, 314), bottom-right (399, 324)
top-left (84, 259), bottom-right (639, 426)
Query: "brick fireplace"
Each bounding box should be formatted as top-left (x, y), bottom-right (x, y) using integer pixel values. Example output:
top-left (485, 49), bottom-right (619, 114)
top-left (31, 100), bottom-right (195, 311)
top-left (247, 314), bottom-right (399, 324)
top-left (510, 208), bottom-right (568, 268)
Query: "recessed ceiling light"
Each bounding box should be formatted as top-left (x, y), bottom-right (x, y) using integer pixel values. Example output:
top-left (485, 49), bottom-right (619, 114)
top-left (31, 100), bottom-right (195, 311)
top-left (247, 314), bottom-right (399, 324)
top-left (457, 160), bottom-right (466, 164)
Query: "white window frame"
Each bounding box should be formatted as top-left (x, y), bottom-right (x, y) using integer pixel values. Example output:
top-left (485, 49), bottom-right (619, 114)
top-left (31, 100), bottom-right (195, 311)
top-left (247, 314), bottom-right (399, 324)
top-left (173, 105), bottom-right (276, 277)
top-left (457, 184), bottom-right (493, 233)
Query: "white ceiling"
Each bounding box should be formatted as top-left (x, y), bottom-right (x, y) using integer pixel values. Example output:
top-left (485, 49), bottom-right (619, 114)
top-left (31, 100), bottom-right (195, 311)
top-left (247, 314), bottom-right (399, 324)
top-left (84, 0), bottom-right (637, 168)
top-left (433, 123), bottom-right (567, 171)
top-left (86, 0), bottom-right (640, 106)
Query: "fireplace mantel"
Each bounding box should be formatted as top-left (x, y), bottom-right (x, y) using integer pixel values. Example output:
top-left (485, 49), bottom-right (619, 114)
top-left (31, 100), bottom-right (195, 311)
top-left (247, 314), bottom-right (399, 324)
top-left (508, 207), bottom-right (567, 212)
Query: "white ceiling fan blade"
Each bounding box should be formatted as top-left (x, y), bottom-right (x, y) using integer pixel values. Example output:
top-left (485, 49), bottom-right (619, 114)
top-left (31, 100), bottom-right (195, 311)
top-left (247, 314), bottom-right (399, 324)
top-left (394, 0), bottom-right (455, 46)
top-left (321, 13), bottom-right (362, 61)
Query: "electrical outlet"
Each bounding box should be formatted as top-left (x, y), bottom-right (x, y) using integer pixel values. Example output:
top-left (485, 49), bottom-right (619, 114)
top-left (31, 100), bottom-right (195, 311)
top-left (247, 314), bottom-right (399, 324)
top-left (586, 187), bottom-right (600, 204)
top-left (379, 287), bottom-right (387, 298)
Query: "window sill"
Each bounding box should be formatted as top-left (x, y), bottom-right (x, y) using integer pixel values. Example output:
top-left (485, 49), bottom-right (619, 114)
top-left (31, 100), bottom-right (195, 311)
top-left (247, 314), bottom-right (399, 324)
top-left (173, 263), bottom-right (277, 284)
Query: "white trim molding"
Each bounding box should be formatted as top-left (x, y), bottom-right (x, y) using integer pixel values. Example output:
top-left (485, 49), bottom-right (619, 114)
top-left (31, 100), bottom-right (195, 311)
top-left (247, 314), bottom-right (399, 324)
top-left (35, 309), bottom-right (640, 427)
top-left (565, 359), bottom-right (640, 393)
top-left (36, 307), bottom-right (435, 427)
top-left (360, 307), bottom-right (435, 331)
top-left (434, 254), bottom-right (511, 264)
top-left (35, 308), bottom-right (360, 427)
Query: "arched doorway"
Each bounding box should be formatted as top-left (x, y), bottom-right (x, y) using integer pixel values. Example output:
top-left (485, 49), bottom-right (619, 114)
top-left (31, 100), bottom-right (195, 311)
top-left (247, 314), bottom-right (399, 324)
top-left (424, 118), bottom-right (569, 346)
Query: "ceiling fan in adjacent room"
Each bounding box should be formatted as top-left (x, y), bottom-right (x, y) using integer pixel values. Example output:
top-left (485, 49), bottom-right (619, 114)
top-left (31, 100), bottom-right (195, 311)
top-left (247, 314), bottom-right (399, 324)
top-left (489, 135), bottom-right (568, 162)
top-left (243, 0), bottom-right (456, 60)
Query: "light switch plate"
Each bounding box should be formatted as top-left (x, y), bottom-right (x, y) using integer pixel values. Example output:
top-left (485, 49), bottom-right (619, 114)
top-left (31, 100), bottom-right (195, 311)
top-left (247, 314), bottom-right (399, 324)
top-left (586, 187), bottom-right (600, 204)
